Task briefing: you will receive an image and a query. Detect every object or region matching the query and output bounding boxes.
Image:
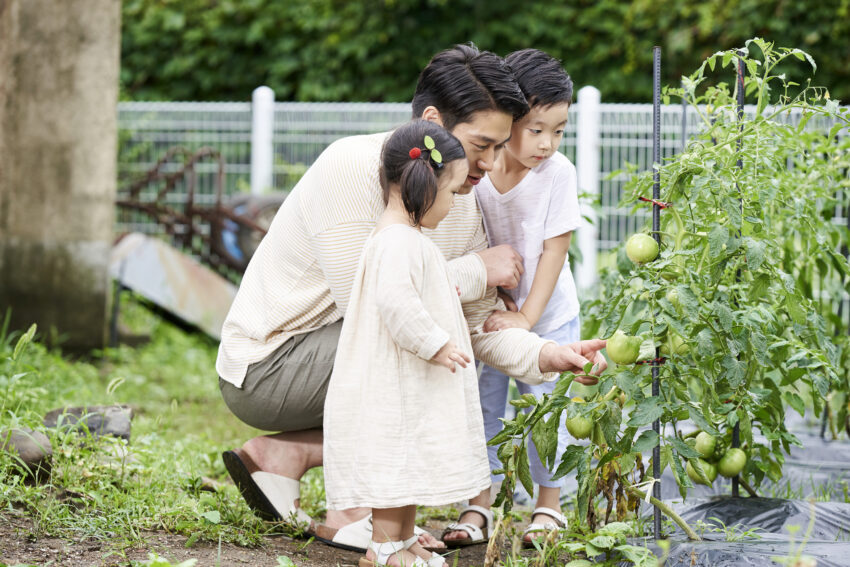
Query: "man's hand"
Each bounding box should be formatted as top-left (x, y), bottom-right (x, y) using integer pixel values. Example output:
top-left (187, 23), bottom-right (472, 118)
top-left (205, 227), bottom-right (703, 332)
top-left (476, 245), bottom-right (524, 289)
top-left (538, 339), bottom-right (608, 384)
top-left (483, 310), bottom-right (530, 332)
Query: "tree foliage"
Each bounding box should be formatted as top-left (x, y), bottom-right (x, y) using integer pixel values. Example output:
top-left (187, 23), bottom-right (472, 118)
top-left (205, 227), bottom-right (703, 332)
top-left (121, 0), bottom-right (850, 103)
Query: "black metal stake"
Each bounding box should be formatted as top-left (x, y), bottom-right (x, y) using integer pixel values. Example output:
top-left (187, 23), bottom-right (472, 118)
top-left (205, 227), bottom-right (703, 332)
top-left (732, 50), bottom-right (745, 498)
top-left (652, 45), bottom-right (663, 540)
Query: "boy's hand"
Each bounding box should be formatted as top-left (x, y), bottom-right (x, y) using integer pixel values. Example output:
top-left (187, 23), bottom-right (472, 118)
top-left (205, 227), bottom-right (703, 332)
top-left (432, 340), bottom-right (471, 373)
top-left (483, 310), bottom-right (531, 332)
top-left (496, 288), bottom-right (518, 312)
top-left (476, 245), bottom-right (524, 289)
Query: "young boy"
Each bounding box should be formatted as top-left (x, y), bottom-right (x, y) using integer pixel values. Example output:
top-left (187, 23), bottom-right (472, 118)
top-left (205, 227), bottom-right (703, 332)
top-left (474, 48), bottom-right (580, 547)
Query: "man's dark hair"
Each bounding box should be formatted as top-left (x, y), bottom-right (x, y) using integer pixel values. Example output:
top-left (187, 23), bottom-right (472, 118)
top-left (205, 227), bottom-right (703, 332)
top-left (505, 49), bottom-right (573, 108)
top-left (380, 119), bottom-right (465, 226)
top-left (412, 44), bottom-right (528, 131)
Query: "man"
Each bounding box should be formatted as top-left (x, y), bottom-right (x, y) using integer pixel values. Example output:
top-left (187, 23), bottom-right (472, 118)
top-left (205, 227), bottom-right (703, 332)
top-left (217, 44), bottom-right (607, 552)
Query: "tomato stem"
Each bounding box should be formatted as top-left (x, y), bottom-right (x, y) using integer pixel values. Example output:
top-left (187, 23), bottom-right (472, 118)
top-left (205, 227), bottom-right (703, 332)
top-left (625, 484), bottom-right (701, 541)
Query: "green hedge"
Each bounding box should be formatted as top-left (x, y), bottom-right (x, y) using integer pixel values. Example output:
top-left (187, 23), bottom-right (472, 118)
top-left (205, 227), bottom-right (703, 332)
top-left (121, 0), bottom-right (850, 103)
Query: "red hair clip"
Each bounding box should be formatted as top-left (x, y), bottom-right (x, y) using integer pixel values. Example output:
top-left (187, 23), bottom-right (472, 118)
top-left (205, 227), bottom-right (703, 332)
top-left (409, 147), bottom-right (421, 159)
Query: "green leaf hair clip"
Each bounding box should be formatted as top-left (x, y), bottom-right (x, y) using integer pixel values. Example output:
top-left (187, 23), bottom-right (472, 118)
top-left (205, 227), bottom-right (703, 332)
top-left (423, 135), bottom-right (443, 168)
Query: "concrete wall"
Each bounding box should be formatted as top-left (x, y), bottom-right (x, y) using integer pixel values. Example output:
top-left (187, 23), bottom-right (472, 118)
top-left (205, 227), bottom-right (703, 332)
top-left (0, 0), bottom-right (121, 351)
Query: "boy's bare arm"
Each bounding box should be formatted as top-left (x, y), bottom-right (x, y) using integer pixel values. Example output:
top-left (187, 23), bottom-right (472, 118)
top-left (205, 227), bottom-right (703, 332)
top-left (483, 232), bottom-right (572, 331)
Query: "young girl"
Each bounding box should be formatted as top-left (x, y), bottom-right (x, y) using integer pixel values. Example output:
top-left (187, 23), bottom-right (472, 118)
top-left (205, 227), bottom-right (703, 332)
top-left (323, 120), bottom-right (491, 567)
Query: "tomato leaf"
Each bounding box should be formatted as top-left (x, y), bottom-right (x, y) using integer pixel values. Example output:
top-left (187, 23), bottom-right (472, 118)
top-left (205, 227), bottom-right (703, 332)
top-left (688, 405), bottom-right (720, 436)
top-left (601, 404), bottom-right (622, 447)
top-left (714, 303), bottom-right (734, 333)
top-left (748, 273), bottom-right (771, 301)
top-left (552, 444), bottom-right (587, 480)
top-left (744, 237), bottom-right (766, 270)
top-left (784, 294), bottom-right (807, 325)
top-left (784, 391), bottom-right (805, 416)
top-left (517, 443), bottom-right (534, 498)
top-left (531, 410), bottom-right (560, 469)
top-left (615, 369), bottom-right (640, 398)
top-left (708, 225), bottom-right (728, 258)
top-left (721, 355), bottom-right (747, 388)
top-left (632, 429), bottom-right (659, 454)
top-left (628, 397), bottom-right (664, 427)
top-left (668, 436), bottom-right (702, 460)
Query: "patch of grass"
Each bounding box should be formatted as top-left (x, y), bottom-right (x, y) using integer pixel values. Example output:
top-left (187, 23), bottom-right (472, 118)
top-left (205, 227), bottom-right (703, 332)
top-left (0, 300), bottom-right (312, 549)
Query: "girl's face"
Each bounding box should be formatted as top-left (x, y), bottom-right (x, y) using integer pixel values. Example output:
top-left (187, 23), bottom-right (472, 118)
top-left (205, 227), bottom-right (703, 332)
top-left (504, 102), bottom-right (570, 169)
top-left (420, 159), bottom-right (469, 229)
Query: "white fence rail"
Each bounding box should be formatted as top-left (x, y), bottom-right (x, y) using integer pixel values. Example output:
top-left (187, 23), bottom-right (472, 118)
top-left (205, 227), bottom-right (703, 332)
top-left (116, 95), bottom-right (847, 301)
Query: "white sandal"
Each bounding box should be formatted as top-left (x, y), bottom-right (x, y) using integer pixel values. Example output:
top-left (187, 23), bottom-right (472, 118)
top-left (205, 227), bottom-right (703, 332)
top-left (522, 506), bottom-right (567, 548)
top-left (358, 539), bottom-right (429, 567)
top-left (403, 535), bottom-right (446, 567)
top-left (440, 504), bottom-right (493, 548)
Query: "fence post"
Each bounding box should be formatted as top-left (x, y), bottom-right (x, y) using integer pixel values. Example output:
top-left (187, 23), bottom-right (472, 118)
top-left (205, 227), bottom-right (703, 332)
top-left (575, 86), bottom-right (601, 294)
top-left (251, 86), bottom-right (275, 195)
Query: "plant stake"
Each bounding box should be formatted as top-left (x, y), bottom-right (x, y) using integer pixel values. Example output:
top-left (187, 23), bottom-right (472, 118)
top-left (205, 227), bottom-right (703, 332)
top-left (651, 45), bottom-right (663, 540)
top-left (732, 50), bottom-right (745, 499)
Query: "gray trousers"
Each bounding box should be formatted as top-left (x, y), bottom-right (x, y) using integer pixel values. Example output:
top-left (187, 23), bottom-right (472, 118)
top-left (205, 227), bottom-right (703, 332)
top-left (219, 320), bottom-right (343, 432)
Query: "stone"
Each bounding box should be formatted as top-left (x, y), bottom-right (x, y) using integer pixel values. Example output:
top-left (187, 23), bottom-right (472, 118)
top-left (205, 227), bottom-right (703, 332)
top-left (0, 428), bottom-right (53, 483)
top-left (43, 404), bottom-right (133, 441)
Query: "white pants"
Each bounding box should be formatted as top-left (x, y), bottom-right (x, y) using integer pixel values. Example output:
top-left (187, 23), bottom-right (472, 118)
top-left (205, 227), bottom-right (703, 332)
top-left (478, 317), bottom-right (580, 488)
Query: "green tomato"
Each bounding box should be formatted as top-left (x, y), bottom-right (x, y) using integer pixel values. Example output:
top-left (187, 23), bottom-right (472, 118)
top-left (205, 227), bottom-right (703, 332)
top-left (566, 415), bottom-right (593, 439)
top-left (566, 399), bottom-right (593, 439)
top-left (660, 332), bottom-right (689, 356)
top-left (717, 448), bottom-right (747, 477)
top-left (569, 381), bottom-right (599, 400)
top-left (666, 288), bottom-right (681, 311)
top-left (626, 233), bottom-right (659, 264)
top-left (607, 330), bottom-right (642, 365)
top-left (694, 432), bottom-right (717, 460)
top-left (686, 458), bottom-right (716, 485)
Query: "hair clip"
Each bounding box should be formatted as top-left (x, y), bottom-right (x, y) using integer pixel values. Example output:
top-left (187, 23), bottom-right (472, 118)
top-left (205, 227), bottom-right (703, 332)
top-left (423, 135), bottom-right (443, 169)
top-left (408, 147), bottom-right (421, 159)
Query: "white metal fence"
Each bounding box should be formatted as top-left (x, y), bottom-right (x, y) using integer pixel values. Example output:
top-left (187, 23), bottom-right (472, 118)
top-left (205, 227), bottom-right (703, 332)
top-left (116, 97), bottom-right (699, 248)
top-left (116, 95), bottom-right (848, 299)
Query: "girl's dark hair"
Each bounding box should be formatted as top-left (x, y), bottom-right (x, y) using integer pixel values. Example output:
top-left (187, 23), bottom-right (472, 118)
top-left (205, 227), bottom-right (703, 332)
top-left (380, 120), bottom-right (465, 226)
top-left (505, 49), bottom-right (573, 109)
top-left (412, 44), bottom-right (529, 131)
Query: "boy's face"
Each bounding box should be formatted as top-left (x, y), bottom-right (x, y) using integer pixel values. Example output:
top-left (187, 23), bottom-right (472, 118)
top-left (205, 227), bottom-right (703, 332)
top-left (447, 110), bottom-right (513, 193)
top-left (504, 102), bottom-right (570, 169)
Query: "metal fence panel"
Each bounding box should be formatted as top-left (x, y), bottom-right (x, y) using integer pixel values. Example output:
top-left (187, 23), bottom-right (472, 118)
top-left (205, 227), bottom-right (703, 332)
top-left (117, 100), bottom-right (846, 242)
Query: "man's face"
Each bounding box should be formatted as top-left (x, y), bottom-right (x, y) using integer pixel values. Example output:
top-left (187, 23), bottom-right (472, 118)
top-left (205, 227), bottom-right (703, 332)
top-left (448, 110), bottom-right (513, 194)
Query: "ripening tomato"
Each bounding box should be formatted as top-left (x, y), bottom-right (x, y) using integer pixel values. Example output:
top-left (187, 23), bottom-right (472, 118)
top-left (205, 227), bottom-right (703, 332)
top-left (717, 448), bottom-right (747, 477)
top-left (686, 458), bottom-right (717, 485)
top-left (626, 233), bottom-right (659, 264)
top-left (607, 330), bottom-right (642, 364)
top-left (694, 432), bottom-right (717, 460)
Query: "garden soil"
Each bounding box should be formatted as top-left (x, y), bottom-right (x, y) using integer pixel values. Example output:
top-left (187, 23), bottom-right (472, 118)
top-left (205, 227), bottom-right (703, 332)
top-left (0, 509), bottom-right (498, 567)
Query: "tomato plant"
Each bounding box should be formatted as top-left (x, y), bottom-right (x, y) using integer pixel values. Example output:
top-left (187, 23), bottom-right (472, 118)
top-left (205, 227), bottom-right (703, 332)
top-left (491, 39), bottom-right (849, 535)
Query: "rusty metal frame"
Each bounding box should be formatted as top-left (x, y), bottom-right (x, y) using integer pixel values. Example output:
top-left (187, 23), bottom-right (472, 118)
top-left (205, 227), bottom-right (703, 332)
top-left (116, 146), bottom-right (268, 282)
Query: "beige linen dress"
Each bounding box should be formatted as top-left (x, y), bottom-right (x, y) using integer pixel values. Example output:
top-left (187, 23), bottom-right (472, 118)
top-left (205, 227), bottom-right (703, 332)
top-left (324, 224), bottom-right (491, 510)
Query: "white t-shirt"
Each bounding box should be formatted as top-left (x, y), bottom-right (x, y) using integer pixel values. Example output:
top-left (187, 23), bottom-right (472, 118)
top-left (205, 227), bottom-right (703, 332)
top-left (474, 151), bottom-right (581, 335)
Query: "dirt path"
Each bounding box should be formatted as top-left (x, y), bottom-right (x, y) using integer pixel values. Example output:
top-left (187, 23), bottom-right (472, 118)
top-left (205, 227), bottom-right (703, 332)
top-left (0, 513), bottom-right (497, 567)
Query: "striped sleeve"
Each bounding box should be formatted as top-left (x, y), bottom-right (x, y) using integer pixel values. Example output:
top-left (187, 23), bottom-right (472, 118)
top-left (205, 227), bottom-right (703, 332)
top-left (463, 287), bottom-right (559, 385)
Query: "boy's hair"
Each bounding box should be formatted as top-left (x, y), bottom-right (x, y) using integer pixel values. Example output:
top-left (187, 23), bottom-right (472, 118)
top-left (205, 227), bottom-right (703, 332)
top-left (412, 44), bottom-right (529, 131)
top-left (505, 49), bottom-right (573, 108)
top-left (380, 120), bottom-right (465, 226)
